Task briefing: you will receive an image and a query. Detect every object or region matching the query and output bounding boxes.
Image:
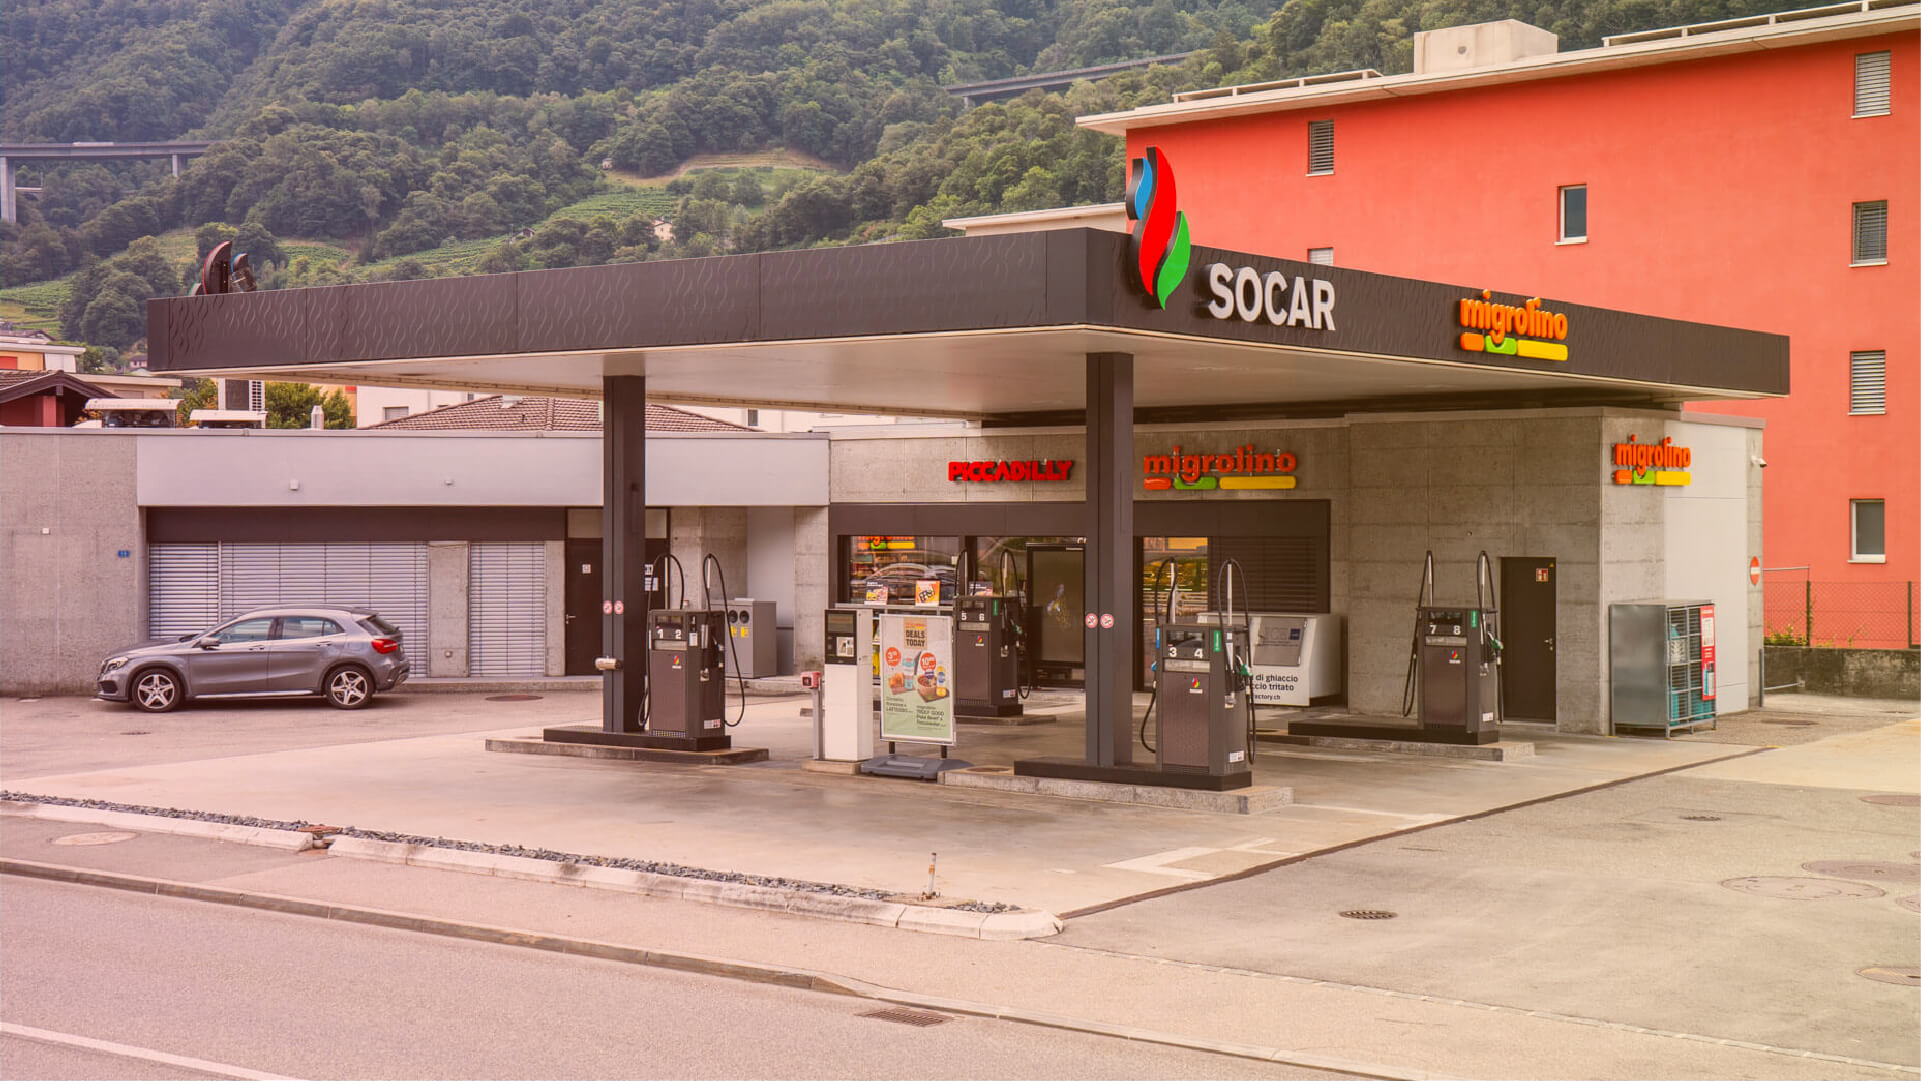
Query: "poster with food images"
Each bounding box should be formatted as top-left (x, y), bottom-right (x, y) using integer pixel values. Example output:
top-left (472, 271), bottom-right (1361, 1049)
top-left (879, 612), bottom-right (955, 746)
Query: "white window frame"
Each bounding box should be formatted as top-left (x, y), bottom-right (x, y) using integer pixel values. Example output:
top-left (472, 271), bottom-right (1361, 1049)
top-left (1307, 247), bottom-right (1334, 266)
top-left (1852, 200), bottom-right (1888, 266)
top-left (1306, 120), bottom-right (1334, 176)
top-left (1558, 185), bottom-right (1588, 245)
top-left (1849, 350), bottom-right (1886, 415)
top-left (1850, 498), bottom-right (1886, 563)
top-left (382, 405), bottom-right (410, 421)
top-left (1854, 50), bottom-right (1892, 118)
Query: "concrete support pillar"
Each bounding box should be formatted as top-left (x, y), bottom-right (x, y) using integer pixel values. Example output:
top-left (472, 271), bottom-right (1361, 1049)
top-left (1, 157), bottom-right (15, 226)
top-left (792, 506), bottom-right (830, 670)
top-left (426, 541), bottom-right (470, 677)
top-left (603, 375), bottom-right (648, 732)
top-left (1084, 352), bottom-right (1135, 767)
top-left (170, 154), bottom-right (181, 177)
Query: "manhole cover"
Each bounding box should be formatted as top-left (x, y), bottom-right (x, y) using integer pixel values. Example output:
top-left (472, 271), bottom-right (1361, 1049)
top-left (1722, 876), bottom-right (1884, 900)
top-left (1339, 909), bottom-right (1398, 920)
top-left (485, 694), bottom-right (544, 702)
top-left (51, 831), bottom-right (138, 847)
top-left (859, 1008), bottom-right (952, 1027)
top-left (1898, 895), bottom-right (1920, 914)
top-left (1802, 861), bottom-right (1921, 884)
top-left (1861, 794), bottom-right (1920, 806)
top-left (1681, 815), bottom-right (1723, 821)
top-left (1856, 966), bottom-right (1921, 987)
top-left (1761, 719), bottom-right (1817, 726)
top-left (119, 730), bottom-right (151, 736)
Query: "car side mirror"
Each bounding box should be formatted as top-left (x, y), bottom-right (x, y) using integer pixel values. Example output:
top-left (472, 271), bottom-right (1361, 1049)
top-left (194, 636), bottom-right (219, 649)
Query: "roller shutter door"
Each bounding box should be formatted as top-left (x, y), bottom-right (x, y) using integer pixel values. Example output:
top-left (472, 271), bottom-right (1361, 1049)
top-left (148, 543), bottom-right (429, 674)
top-left (469, 543), bottom-right (547, 677)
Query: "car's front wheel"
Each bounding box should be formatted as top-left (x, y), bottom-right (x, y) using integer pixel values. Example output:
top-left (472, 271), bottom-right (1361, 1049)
top-left (131, 669), bottom-right (183, 713)
top-left (324, 665), bottom-right (374, 710)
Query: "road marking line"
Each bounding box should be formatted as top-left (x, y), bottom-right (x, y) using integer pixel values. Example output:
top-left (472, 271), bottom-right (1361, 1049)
top-left (0, 1022), bottom-right (298, 1081)
top-left (1102, 847), bottom-right (1217, 880)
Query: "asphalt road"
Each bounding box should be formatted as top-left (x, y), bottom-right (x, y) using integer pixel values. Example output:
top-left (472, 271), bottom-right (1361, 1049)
top-left (0, 878), bottom-right (1330, 1081)
top-left (1, 690), bottom-right (602, 779)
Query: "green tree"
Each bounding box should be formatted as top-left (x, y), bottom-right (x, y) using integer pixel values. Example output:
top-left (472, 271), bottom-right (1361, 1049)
top-left (172, 378), bottom-right (217, 426)
top-left (264, 382), bottom-right (354, 428)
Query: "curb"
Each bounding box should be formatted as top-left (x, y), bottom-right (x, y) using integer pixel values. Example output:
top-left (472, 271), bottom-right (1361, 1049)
top-left (326, 836), bottom-right (1062, 941)
top-left (0, 801), bottom-right (316, 852)
top-left (0, 857), bottom-right (1417, 1081)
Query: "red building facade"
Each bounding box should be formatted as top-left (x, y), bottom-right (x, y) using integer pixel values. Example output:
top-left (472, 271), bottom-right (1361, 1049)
top-left (1085, 5), bottom-right (1918, 645)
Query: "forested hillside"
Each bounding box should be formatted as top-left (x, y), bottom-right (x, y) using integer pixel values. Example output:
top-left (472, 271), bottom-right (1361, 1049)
top-left (2, 0), bottom-right (1794, 357)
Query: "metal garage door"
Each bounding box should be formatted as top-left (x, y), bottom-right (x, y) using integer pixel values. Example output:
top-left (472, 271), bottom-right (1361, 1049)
top-left (148, 543), bottom-right (430, 675)
top-left (469, 543), bottom-right (547, 677)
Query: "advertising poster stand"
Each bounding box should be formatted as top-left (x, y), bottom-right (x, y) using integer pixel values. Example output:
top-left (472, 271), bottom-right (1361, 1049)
top-left (861, 611), bottom-right (973, 781)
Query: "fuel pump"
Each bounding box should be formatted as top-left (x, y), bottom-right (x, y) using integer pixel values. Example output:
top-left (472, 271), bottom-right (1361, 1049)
top-left (952, 549), bottom-right (1028, 719)
top-left (640, 553), bottom-right (745, 749)
top-left (1401, 551), bottom-right (1504, 742)
top-left (1145, 558), bottom-right (1255, 781)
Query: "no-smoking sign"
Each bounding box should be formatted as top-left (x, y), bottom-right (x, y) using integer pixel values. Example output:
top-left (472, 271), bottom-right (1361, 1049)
top-left (1100, 613), bottom-right (1115, 629)
top-left (1084, 613), bottom-right (1098, 629)
top-left (602, 600), bottom-right (613, 614)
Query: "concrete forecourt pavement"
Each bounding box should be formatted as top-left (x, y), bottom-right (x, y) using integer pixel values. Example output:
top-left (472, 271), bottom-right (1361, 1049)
top-left (1, 687), bottom-right (1916, 1079)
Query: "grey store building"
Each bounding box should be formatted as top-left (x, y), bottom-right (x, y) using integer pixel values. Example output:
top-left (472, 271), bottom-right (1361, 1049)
top-left (135, 227), bottom-right (1783, 761)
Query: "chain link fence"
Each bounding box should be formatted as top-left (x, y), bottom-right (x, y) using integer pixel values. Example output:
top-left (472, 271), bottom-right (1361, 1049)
top-left (1764, 571), bottom-right (1917, 649)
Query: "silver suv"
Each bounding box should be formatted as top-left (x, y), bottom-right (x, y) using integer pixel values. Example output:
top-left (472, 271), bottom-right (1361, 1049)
top-left (97, 607), bottom-right (410, 712)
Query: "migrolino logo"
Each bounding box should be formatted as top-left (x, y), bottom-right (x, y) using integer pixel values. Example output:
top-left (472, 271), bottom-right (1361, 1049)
top-left (1126, 147), bottom-right (1191, 309)
top-left (1458, 290), bottom-right (1569, 361)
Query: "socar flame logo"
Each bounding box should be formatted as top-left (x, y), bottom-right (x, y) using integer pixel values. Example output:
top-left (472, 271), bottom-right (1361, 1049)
top-left (1126, 146), bottom-right (1191, 309)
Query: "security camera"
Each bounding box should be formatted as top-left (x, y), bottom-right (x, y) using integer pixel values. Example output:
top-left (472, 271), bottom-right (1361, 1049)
top-left (1751, 456), bottom-right (1768, 468)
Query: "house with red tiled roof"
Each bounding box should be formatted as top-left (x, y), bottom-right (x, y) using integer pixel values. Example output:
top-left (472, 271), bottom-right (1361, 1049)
top-left (0, 369), bottom-right (114, 427)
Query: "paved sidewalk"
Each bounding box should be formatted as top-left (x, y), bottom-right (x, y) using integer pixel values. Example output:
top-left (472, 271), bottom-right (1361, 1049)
top-left (6, 693), bottom-right (1754, 916)
top-left (1, 815), bottom-right (1911, 1081)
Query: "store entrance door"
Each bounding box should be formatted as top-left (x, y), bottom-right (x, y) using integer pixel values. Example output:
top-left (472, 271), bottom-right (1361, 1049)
top-left (1500, 556), bottom-right (1557, 721)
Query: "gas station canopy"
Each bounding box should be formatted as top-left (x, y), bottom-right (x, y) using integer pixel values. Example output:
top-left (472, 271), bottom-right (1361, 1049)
top-left (147, 229), bottom-right (1786, 419)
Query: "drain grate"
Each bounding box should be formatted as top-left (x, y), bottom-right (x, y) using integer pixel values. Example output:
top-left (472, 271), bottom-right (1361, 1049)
top-left (1681, 815), bottom-right (1723, 821)
top-left (486, 694), bottom-right (544, 702)
top-left (1760, 719), bottom-right (1817, 726)
top-left (859, 1008), bottom-right (952, 1027)
top-left (1722, 876), bottom-right (1884, 900)
top-left (1856, 966), bottom-right (1921, 987)
top-left (1339, 909), bottom-right (1398, 920)
top-left (1803, 860), bottom-right (1921, 884)
top-left (119, 731), bottom-right (151, 736)
top-left (1861, 794), bottom-right (1921, 807)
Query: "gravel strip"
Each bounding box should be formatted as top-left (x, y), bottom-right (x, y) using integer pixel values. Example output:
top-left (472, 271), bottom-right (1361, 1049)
top-left (1, 791), bottom-right (1017, 914)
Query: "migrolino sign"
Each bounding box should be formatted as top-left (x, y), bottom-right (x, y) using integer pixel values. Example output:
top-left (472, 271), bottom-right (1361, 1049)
top-left (949, 459), bottom-right (1075, 483)
top-left (1142, 445), bottom-right (1297, 491)
top-left (1459, 290), bottom-right (1569, 361)
top-left (1611, 434), bottom-right (1691, 486)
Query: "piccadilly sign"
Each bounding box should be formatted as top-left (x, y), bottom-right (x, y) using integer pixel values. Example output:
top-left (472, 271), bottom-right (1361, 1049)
top-left (1459, 290), bottom-right (1570, 361)
top-left (1142, 444), bottom-right (1298, 491)
top-left (1611, 434), bottom-right (1691, 486)
top-left (948, 459), bottom-right (1075, 483)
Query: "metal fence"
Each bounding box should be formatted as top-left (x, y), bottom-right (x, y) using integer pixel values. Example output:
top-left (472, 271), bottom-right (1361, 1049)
top-left (1763, 572), bottom-right (1917, 649)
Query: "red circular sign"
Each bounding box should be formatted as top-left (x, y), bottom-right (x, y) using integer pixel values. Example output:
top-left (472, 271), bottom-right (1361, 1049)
top-left (920, 654), bottom-right (937, 671)
top-left (1084, 613), bottom-right (1098, 629)
top-left (1100, 613), bottom-right (1115, 629)
top-left (885, 647), bottom-right (902, 666)
top-left (614, 600), bottom-right (624, 614)
top-left (602, 600), bottom-right (613, 614)
top-left (1749, 557), bottom-right (1762, 586)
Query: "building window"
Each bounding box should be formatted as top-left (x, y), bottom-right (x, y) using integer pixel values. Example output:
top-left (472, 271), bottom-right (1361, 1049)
top-left (745, 408), bottom-right (760, 427)
top-left (1850, 351), bottom-right (1887, 414)
top-left (1851, 499), bottom-right (1886, 562)
top-left (1559, 185), bottom-right (1587, 243)
top-left (1307, 247), bottom-right (1334, 266)
top-left (1853, 200), bottom-right (1887, 265)
top-left (382, 406), bottom-right (409, 421)
top-left (1855, 51), bottom-right (1892, 117)
top-left (1307, 120), bottom-right (1334, 175)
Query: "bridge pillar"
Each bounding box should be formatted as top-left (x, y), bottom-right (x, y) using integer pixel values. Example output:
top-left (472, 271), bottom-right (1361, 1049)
top-left (171, 155), bottom-right (181, 177)
top-left (1, 157), bottom-right (14, 226)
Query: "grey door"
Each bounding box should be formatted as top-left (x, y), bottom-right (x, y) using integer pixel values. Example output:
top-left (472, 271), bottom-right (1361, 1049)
top-left (1499, 557), bottom-right (1557, 721)
top-left (184, 617), bottom-right (275, 695)
top-left (265, 615), bottom-right (347, 692)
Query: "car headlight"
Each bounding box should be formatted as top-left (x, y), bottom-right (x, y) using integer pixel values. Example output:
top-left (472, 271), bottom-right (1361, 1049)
top-left (103, 656), bottom-right (129, 672)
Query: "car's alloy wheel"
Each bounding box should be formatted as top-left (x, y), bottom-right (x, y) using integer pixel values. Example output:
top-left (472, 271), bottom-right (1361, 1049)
top-left (133, 671), bottom-right (181, 713)
top-left (326, 667), bottom-right (372, 709)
